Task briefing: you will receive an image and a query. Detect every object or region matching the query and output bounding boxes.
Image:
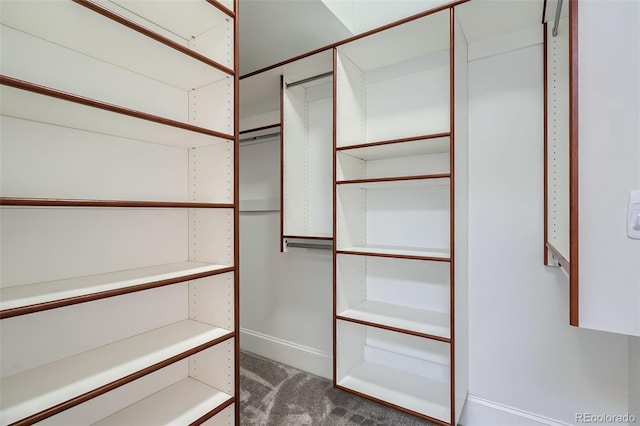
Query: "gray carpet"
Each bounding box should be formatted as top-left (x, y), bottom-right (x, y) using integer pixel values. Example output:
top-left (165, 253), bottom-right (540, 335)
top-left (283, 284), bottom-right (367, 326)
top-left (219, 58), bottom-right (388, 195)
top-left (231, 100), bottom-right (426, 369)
top-left (239, 350), bottom-right (437, 426)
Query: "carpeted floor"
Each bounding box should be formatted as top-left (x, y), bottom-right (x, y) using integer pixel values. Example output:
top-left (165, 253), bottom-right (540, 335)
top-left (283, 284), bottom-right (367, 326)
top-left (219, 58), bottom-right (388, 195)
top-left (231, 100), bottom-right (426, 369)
top-left (239, 350), bottom-right (437, 426)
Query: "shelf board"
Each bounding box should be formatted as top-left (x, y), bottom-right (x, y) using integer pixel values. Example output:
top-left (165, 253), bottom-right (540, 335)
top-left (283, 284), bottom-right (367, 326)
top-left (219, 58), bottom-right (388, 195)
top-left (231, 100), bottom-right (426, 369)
top-left (0, 320), bottom-right (234, 426)
top-left (283, 235), bottom-right (334, 241)
top-left (337, 9), bottom-right (450, 73)
top-left (92, 378), bottom-right (234, 425)
top-left (337, 134), bottom-right (450, 160)
top-left (338, 301), bottom-right (450, 341)
top-left (0, 198), bottom-right (234, 209)
top-left (337, 360), bottom-right (450, 423)
top-left (337, 174), bottom-right (450, 187)
top-left (100, 0), bottom-right (234, 63)
top-left (337, 246), bottom-right (450, 261)
top-left (0, 82), bottom-right (232, 149)
top-left (1, 1), bottom-right (232, 90)
top-left (0, 261), bottom-right (233, 318)
top-left (206, 0), bottom-right (235, 18)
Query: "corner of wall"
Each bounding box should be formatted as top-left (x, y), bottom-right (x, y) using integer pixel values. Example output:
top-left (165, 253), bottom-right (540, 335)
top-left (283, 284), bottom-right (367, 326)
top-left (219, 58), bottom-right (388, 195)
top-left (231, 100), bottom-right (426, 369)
top-left (630, 336), bottom-right (640, 420)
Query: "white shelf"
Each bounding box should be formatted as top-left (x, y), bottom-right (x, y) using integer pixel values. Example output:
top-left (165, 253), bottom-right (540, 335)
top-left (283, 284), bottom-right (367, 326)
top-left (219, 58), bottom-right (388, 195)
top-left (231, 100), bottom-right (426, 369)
top-left (337, 136), bottom-right (450, 160)
top-left (0, 261), bottom-right (230, 314)
top-left (0, 1), bottom-right (232, 88)
top-left (0, 85), bottom-right (230, 149)
top-left (338, 361), bottom-right (450, 423)
top-left (0, 320), bottom-right (232, 426)
top-left (338, 301), bottom-right (450, 340)
top-left (337, 10), bottom-right (450, 73)
top-left (92, 378), bottom-right (232, 426)
top-left (337, 245), bottom-right (450, 260)
top-left (337, 137), bottom-right (450, 182)
top-left (337, 176), bottom-right (450, 188)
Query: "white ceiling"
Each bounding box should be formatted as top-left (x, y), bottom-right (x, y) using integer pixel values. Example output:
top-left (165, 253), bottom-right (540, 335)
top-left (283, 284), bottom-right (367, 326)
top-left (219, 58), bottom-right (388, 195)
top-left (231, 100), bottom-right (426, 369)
top-left (238, 0), bottom-right (352, 76)
top-left (237, 0), bottom-right (464, 76)
top-left (238, 0), bottom-right (555, 114)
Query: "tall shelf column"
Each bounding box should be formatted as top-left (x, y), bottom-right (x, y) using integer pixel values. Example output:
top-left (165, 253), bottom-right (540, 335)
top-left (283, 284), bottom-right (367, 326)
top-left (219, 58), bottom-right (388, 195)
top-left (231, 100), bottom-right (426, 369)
top-left (0, 1), bottom-right (239, 424)
top-left (333, 6), bottom-right (468, 425)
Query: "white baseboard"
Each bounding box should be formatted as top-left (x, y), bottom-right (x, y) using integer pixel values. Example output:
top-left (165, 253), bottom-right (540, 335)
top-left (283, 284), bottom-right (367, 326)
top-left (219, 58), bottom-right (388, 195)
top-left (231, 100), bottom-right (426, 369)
top-left (460, 395), bottom-right (573, 426)
top-left (240, 328), bottom-right (333, 380)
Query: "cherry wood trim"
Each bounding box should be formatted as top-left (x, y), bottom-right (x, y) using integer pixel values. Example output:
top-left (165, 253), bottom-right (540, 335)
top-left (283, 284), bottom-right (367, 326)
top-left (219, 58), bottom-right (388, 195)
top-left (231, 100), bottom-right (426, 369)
top-left (336, 173), bottom-right (450, 186)
top-left (0, 266), bottom-right (235, 320)
top-left (279, 75), bottom-right (285, 253)
top-left (336, 132), bottom-right (451, 152)
top-left (543, 22), bottom-right (550, 266)
top-left (332, 47), bottom-right (339, 386)
top-left (72, 0), bottom-right (234, 76)
top-left (448, 8), bottom-right (456, 424)
top-left (232, 1), bottom-right (240, 423)
top-left (0, 75), bottom-right (235, 141)
top-left (205, 0), bottom-right (235, 19)
top-left (336, 249), bottom-right (450, 263)
top-left (569, 0), bottom-right (579, 326)
top-left (336, 315), bottom-right (451, 343)
top-left (191, 396), bottom-right (235, 425)
top-left (240, 0), bottom-right (472, 79)
top-left (283, 235), bottom-right (334, 241)
top-left (239, 123), bottom-right (281, 134)
top-left (9, 333), bottom-right (236, 426)
top-left (333, 385), bottom-right (450, 426)
top-left (0, 198), bottom-right (233, 209)
top-left (546, 242), bottom-right (570, 271)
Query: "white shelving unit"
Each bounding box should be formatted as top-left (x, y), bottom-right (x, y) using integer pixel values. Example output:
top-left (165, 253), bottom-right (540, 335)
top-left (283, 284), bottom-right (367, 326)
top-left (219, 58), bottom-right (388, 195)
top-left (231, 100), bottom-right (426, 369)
top-left (334, 7), bottom-right (468, 425)
top-left (281, 50), bottom-right (334, 250)
top-left (0, 0), bottom-right (238, 424)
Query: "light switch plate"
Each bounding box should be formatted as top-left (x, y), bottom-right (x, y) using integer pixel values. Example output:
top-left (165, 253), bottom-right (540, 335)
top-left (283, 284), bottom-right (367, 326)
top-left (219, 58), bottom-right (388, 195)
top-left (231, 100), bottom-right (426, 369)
top-left (628, 190), bottom-right (640, 239)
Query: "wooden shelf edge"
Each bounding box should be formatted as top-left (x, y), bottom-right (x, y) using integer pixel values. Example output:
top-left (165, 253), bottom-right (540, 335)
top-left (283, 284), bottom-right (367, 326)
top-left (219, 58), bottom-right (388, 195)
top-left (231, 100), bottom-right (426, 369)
top-left (73, 0), bottom-right (235, 76)
top-left (205, 0), bottom-right (235, 19)
top-left (337, 174), bottom-right (451, 186)
top-left (283, 235), bottom-right (334, 241)
top-left (0, 198), bottom-right (235, 209)
top-left (546, 242), bottom-right (570, 271)
top-left (336, 315), bottom-right (451, 343)
top-left (336, 132), bottom-right (451, 151)
top-left (10, 332), bottom-right (236, 426)
top-left (0, 75), bottom-right (235, 141)
top-left (336, 250), bottom-right (451, 262)
top-left (239, 123), bottom-right (281, 134)
top-left (333, 384), bottom-right (450, 426)
top-left (192, 395), bottom-right (236, 424)
top-left (0, 266), bottom-right (235, 319)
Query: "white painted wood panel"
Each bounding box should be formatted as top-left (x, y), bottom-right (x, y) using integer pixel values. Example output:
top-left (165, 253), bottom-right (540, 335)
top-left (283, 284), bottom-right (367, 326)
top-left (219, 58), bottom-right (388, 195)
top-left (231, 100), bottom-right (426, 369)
top-left (578, 0), bottom-right (640, 336)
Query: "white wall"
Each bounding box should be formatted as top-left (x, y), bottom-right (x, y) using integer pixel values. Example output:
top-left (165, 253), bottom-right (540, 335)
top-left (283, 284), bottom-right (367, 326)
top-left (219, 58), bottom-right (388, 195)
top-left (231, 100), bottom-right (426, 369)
top-left (462, 40), bottom-right (630, 425)
top-left (631, 337), bottom-right (640, 420)
top-left (239, 138), bottom-right (334, 379)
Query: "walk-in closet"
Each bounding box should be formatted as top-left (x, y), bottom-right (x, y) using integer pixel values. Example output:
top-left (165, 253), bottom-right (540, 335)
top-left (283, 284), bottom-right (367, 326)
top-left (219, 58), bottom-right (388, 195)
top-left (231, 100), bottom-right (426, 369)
top-left (1, 0), bottom-right (638, 425)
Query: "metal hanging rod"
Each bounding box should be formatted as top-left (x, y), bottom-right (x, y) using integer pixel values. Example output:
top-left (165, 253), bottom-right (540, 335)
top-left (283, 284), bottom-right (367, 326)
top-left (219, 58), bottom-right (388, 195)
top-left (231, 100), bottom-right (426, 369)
top-left (286, 241), bottom-right (333, 250)
top-left (239, 131), bottom-right (281, 143)
top-left (552, 0), bottom-right (564, 37)
top-left (286, 71), bottom-right (333, 88)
